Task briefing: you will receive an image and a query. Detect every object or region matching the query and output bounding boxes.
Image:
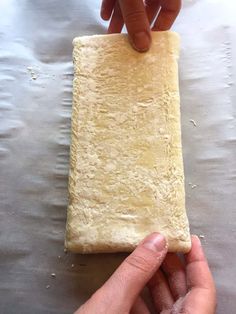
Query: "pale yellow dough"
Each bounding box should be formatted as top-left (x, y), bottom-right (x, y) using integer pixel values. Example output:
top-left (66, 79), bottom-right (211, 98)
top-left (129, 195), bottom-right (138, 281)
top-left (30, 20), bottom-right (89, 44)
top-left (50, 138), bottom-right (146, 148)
top-left (65, 31), bottom-right (191, 253)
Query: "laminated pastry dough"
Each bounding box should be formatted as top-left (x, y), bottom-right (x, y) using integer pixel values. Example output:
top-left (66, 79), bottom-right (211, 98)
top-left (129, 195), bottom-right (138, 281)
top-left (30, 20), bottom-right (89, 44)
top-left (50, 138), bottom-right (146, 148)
top-left (65, 31), bottom-right (191, 254)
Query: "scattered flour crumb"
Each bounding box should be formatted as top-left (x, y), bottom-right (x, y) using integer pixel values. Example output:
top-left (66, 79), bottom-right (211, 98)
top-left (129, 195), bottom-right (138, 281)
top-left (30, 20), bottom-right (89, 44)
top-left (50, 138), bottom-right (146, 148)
top-left (46, 285), bottom-right (50, 289)
top-left (27, 66), bottom-right (38, 80)
top-left (189, 183), bottom-right (197, 189)
top-left (190, 119), bottom-right (197, 127)
top-left (51, 273), bottom-right (56, 278)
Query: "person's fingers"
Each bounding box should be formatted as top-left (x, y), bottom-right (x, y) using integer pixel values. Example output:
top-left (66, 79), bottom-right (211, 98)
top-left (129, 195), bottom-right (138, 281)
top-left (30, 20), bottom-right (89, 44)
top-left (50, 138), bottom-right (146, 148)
top-left (100, 233), bottom-right (168, 311)
top-left (108, 1), bottom-right (124, 34)
top-left (130, 296), bottom-right (150, 314)
top-left (101, 0), bottom-right (116, 20)
top-left (181, 236), bottom-right (216, 314)
top-left (148, 269), bottom-right (174, 312)
top-left (145, 0), bottom-right (161, 24)
top-left (186, 236), bottom-right (215, 290)
top-left (119, 0), bottom-right (151, 52)
top-left (152, 0), bottom-right (181, 31)
top-left (161, 253), bottom-right (187, 300)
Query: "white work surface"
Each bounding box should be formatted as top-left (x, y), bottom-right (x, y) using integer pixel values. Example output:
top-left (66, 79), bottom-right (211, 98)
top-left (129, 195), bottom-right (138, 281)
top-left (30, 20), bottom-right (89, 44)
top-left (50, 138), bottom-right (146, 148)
top-left (0, 0), bottom-right (235, 313)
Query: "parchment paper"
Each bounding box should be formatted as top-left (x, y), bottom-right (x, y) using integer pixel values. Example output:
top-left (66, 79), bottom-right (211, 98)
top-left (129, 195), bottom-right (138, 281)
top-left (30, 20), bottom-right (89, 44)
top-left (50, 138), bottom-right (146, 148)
top-left (0, 0), bottom-right (236, 313)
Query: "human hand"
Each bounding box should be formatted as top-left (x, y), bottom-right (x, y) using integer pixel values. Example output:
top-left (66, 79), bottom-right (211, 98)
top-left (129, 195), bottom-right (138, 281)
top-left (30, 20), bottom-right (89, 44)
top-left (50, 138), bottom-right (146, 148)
top-left (75, 233), bottom-right (216, 314)
top-left (101, 0), bottom-right (181, 52)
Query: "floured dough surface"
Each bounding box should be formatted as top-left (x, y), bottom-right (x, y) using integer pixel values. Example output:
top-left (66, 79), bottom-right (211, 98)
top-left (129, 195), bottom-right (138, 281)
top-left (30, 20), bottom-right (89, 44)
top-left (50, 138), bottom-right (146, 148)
top-left (65, 31), bottom-right (191, 253)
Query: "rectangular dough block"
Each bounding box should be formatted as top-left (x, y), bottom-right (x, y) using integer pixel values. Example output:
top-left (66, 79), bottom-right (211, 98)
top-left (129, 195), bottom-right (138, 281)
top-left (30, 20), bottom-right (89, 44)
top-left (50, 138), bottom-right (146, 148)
top-left (65, 31), bottom-right (191, 253)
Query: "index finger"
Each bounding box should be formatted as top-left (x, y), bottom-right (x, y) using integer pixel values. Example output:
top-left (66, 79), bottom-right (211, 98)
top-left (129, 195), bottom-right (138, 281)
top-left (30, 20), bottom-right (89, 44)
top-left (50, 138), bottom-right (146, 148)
top-left (183, 236), bottom-right (216, 314)
top-left (152, 0), bottom-right (181, 31)
top-left (119, 0), bottom-right (151, 52)
top-left (185, 236), bottom-right (215, 290)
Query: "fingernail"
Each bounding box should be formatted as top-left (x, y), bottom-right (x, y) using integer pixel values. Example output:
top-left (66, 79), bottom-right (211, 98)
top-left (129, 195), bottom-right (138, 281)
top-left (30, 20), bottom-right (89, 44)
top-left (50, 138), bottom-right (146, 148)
top-left (143, 233), bottom-right (167, 252)
top-left (132, 31), bottom-right (150, 52)
top-left (100, 7), bottom-right (109, 20)
top-left (192, 235), bottom-right (201, 245)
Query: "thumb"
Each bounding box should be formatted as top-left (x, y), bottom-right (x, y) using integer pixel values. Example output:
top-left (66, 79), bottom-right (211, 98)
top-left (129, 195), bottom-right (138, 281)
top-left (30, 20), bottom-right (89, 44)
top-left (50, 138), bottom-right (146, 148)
top-left (102, 233), bottom-right (168, 310)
